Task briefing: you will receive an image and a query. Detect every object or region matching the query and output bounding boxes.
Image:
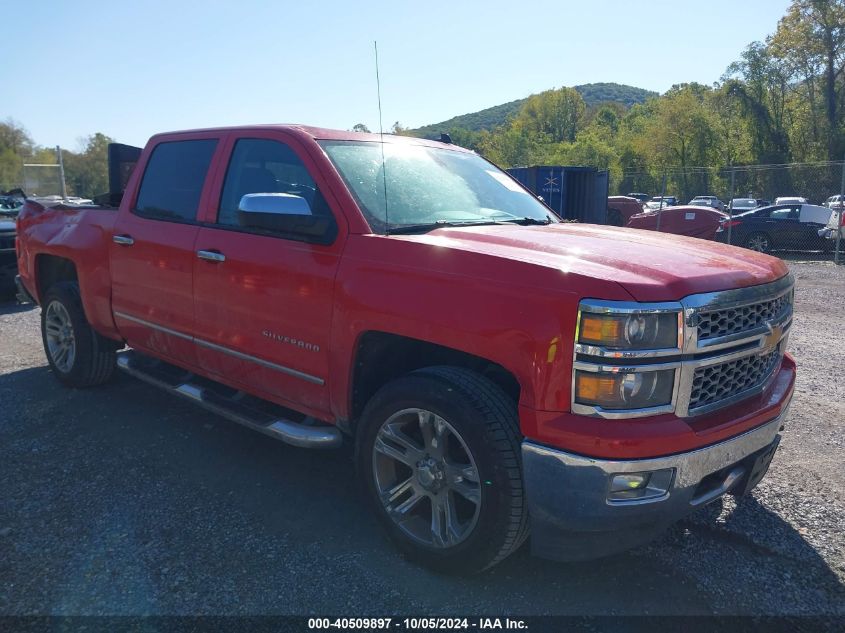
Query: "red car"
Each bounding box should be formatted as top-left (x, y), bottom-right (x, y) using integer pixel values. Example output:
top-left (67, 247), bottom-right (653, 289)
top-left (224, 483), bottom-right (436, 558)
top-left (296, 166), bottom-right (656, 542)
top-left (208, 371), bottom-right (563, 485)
top-left (606, 195), bottom-right (645, 226)
top-left (626, 205), bottom-right (728, 240)
top-left (16, 125), bottom-right (794, 572)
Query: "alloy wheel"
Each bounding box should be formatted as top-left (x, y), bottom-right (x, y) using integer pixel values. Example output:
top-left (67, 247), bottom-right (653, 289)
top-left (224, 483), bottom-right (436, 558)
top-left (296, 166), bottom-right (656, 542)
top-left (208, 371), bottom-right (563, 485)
top-left (44, 301), bottom-right (76, 372)
top-left (747, 234), bottom-right (770, 252)
top-left (372, 408), bottom-right (481, 549)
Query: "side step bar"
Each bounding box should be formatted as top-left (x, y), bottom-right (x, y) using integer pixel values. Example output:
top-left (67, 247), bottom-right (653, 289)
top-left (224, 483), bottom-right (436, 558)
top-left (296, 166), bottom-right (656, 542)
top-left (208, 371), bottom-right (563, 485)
top-left (116, 352), bottom-right (342, 449)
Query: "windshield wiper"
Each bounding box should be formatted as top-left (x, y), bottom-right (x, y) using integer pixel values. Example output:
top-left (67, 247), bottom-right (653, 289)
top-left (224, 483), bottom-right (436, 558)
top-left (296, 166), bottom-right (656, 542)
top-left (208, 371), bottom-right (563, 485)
top-left (498, 216), bottom-right (553, 226)
top-left (386, 220), bottom-right (506, 235)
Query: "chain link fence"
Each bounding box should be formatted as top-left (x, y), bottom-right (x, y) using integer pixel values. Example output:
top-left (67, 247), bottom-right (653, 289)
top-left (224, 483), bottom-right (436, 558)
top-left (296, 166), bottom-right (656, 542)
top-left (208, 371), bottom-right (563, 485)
top-left (618, 161), bottom-right (845, 263)
top-left (22, 163), bottom-right (64, 198)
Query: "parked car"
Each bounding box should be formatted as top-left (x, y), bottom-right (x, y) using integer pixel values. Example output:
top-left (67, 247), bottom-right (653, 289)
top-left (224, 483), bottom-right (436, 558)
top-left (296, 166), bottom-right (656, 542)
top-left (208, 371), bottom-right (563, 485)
top-left (774, 196), bottom-right (808, 205)
top-left (606, 195), bottom-right (645, 226)
top-left (688, 195), bottom-right (726, 211)
top-left (0, 197), bottom-right (23, 214)
top-left (0, 190), bottom-right (23, 300)
top-left (716, 203), bottom-right (833, 252)
top-left (650, 195), bottom-right (678, 207)
top-left (819, 207), bottom-right (844, 243)
top-left (728, 198), bottom-right (765, 213)
top-left (0, 215), bottom-right (16, 299)
top-left (625, 192), bottom-right (650, 203)
top-left (823, 194), bottom-right (845, 211)
top-left (16, 125), bottom-right (795, 572)
top-left (626, 205), bottom-right (727, 240)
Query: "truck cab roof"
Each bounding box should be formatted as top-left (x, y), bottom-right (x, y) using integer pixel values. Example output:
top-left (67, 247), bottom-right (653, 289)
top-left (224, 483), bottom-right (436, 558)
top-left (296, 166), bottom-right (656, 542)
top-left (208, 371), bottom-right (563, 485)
top-left (150, 124), bottom-right (470, 152)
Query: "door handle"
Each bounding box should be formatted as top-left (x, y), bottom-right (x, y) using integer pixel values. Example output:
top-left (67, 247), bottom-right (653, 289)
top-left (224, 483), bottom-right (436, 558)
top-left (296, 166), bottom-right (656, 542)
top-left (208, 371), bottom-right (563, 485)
top-left (197, 249), bottom-right (226, 263)
top-left (113, 234), bottom-right (134, 246)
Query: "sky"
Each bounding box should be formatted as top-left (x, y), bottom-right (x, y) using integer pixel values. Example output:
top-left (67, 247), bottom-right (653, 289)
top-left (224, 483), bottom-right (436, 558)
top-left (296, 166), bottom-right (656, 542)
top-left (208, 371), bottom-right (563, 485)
top-left (3, 0), bottom-right (793, 150)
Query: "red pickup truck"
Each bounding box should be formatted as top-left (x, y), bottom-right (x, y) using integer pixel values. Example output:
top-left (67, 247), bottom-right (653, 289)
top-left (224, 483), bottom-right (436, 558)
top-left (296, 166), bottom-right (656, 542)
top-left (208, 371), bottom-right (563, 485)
top-left (15, 125), bottom-right (795, 573)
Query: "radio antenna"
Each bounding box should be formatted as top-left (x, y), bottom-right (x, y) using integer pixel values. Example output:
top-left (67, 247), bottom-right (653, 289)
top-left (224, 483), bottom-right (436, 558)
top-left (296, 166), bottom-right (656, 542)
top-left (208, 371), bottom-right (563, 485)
top-left (374, 40), bottom-right (389, 235)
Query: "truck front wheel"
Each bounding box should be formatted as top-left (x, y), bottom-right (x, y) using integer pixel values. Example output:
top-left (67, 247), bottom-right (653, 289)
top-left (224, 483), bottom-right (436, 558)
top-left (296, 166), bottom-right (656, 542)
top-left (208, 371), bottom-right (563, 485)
top-left (40, 282), bottom-right (117, 387)
top-left (357, 366), bottom-right (528, 573)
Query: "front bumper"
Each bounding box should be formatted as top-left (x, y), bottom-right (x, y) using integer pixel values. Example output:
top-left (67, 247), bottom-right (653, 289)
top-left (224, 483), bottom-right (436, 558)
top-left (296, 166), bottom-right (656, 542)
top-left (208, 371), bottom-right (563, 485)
top-left (522, 402), bottom-right (789, 561)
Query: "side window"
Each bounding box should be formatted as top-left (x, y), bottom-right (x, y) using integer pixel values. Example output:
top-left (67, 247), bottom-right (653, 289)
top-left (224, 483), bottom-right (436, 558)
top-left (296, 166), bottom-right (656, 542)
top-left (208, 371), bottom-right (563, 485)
top-left (218, 138), bottom-right (333, 228)
top-left (770, 206), bottom-right (799, 220)
top-left (134, 139), bottom-right (218, 222)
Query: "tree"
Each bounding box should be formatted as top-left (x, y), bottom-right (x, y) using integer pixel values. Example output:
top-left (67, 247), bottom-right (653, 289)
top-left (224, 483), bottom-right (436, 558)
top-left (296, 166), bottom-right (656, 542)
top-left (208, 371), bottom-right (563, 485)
top-left (514, 87), bottom-right (586, 143)
top-left (724, 42), bottom-right (792, 164)
top-left (770, 0), bottom-right (845, 158)
top-left (0, 119), bottom-right (34, 189)
top-left (352, 123), bottom-right (371, 133)
top-left (63, 133), bottom-right (113, 198)
top-left (478, 122), bottom-right (539, 167)
top-left (635, 85), bottom-right (718, 200)
top-left (0, 119), bottom-right (34, 156)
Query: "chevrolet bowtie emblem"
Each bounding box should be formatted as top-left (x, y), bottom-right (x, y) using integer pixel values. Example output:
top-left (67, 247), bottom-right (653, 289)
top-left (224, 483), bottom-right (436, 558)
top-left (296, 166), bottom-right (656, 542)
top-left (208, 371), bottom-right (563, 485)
top-left (763, 322), bottom-right (783, 350)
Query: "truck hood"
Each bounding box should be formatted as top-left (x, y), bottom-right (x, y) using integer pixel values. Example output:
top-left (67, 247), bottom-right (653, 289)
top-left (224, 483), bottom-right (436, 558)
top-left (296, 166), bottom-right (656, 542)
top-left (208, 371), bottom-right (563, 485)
top-left (402, 223), bottom-right (788, 302)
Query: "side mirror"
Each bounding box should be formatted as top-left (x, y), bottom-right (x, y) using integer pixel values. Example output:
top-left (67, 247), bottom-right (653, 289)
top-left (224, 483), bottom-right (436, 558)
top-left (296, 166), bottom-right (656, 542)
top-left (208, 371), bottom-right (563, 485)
top-left (237, 193), bottom-right (336, 244)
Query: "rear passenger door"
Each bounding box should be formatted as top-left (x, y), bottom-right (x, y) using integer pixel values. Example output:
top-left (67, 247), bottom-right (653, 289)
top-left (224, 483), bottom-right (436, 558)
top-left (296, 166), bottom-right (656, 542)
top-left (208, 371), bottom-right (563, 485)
top-left (191, 133), bottom-right (345, 417)
top-left (110, 135), bottom-right (221, 366)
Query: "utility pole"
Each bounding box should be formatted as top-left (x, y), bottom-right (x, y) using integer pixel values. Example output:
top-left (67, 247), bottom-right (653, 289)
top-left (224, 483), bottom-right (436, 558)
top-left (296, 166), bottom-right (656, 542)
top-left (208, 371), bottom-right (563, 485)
top-left (836, 156), bottom-right (844, 265)
top-left (56, 145), bottom-right (68, 201)
top-left (656, 171), bottom-right (667, 232)
top-left (727, 167), bottom-right (736, 245)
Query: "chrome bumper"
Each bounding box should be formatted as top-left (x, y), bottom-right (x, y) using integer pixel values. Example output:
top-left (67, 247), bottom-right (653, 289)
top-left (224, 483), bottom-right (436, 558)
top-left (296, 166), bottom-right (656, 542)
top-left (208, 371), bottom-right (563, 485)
top-left (522, 404), bottom-right (789, 561)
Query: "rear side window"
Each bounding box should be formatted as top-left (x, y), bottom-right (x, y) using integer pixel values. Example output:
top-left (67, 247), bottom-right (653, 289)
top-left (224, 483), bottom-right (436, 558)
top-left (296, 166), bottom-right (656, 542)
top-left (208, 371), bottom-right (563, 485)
top-left (134, 139), bottom-right (218, 222)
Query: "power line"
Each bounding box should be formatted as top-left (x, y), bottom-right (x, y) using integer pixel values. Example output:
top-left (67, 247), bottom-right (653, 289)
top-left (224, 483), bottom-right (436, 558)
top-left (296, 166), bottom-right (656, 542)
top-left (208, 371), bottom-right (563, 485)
top-left (622, 160), bottom-right (845, 177)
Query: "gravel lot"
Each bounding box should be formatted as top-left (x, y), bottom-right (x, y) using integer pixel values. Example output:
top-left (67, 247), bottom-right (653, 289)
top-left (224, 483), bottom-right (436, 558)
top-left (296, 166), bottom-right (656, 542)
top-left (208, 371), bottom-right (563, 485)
top-left (0, 262), bottom-right (843, 616)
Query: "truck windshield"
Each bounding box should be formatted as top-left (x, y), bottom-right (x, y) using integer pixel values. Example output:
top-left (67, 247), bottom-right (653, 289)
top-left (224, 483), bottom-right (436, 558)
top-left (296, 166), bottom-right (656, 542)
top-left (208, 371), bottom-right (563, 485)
top-left (319, 140), bottom-right (557, 233)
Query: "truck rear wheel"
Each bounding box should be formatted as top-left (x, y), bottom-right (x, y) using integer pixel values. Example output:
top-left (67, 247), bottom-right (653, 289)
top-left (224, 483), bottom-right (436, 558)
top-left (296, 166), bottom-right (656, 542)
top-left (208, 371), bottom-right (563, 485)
top-left (41, 282), bottom-right (117, 387)
top-left (357, 366), bottom-right (528, 574)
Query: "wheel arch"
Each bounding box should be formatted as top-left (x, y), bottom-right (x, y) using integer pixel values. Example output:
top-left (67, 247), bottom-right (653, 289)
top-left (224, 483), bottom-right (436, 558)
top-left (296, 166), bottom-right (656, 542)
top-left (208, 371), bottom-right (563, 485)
top-left (34, 254), bottom-right (78, 302)
top-left (34, 253), bottom-right (121, 340)
top-left (348, 331), bottom-right (521, 434)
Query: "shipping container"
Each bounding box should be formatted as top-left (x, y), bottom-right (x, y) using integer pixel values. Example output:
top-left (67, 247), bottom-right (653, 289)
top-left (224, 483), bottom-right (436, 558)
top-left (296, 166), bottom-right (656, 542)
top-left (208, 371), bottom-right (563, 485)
top-left (507, 166), bottom-right (608, 224)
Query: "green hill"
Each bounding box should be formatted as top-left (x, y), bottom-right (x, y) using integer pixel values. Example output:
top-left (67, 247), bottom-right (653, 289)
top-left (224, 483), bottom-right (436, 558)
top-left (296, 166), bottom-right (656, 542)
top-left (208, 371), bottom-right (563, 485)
top-left (411, 83), bottom-right (657, 136)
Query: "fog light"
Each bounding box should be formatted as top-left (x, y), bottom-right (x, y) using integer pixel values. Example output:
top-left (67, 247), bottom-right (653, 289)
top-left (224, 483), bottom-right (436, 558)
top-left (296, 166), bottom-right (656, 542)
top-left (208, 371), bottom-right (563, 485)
top-left (607, 468), bottom-right (674, 503)
top-left (610, 473), bottom-right (650, 492)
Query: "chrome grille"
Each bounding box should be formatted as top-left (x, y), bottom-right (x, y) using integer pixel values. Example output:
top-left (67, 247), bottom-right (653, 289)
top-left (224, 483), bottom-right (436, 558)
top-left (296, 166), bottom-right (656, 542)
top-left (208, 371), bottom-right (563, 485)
top-left (572, 275), bottom-right (793, 420)
top-left (697, 291), bottom-right (792, 341)
top-left (688, 347), bottom-right (782, 411)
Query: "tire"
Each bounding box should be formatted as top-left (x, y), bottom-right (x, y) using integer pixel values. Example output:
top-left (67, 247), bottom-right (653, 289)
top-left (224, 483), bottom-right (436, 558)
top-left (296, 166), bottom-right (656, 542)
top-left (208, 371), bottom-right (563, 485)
top-left (744, 232), bottom-right (771, 253)
top-left (40, 281), bottom-right (117, 387)
top-left (357, 366), bottom-right (528, 574)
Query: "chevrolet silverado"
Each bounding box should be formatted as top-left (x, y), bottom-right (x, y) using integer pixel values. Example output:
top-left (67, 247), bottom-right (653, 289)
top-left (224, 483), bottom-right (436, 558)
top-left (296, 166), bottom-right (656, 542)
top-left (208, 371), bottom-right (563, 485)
top-left (15, 125), bottom-right (795, 573)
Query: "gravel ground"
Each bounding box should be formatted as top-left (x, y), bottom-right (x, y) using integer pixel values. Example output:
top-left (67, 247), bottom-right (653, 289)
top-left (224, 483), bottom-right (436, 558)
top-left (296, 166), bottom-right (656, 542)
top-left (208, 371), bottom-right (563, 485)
top-left (0, 262), bottom-right (843, 616)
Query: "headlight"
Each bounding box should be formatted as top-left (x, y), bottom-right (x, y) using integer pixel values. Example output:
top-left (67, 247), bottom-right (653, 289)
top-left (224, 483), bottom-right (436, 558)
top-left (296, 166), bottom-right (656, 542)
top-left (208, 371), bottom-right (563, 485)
top-left (578, 311), bottom-right (681, 350)
top-left (574, 369), bottom-right (675, 410)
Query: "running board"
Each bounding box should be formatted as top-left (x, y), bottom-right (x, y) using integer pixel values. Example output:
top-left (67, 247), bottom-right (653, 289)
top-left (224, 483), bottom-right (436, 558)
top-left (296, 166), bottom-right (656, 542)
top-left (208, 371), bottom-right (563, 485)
top-left (116, 352), bottom-right (342, 449)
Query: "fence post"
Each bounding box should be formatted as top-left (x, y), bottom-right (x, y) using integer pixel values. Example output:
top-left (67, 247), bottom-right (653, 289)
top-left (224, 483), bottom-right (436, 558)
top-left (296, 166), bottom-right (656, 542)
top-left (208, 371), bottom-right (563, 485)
top-left (727, 167), bottom-right (735, 245)
top-left (836, 156), bottom-right (844, 264)
top-left (56, 146), bottom-right (68, 202)
top-left (656, 171), bottom-right (667, 232)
